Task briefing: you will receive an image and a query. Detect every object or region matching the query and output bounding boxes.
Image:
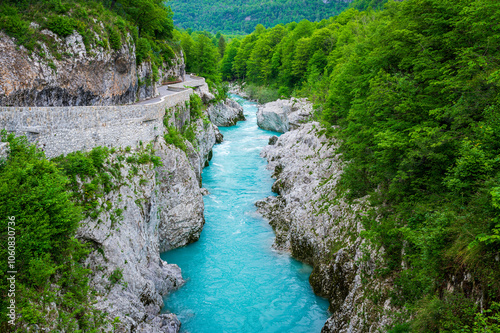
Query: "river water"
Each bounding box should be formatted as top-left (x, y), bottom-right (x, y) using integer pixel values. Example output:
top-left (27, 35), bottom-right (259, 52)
top-left (160, 95), bottom-right (329, 333)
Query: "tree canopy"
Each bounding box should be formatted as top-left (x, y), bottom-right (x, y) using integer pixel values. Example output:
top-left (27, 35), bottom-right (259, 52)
top-left (168, 0), bottom-right (351, 34)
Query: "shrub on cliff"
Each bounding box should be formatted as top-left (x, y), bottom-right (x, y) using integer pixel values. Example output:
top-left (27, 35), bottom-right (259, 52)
top-left (108, 26), bottom-right (122, 50)
top-left (164, 126), bottom-right (188, 152)
top-left (189, 93), bottom-right (203, 120)
top-left (0, 5), bottom-right (30, 43)
top-left (136, 37), bottom-right (151, 64)
top-left (45, 15), bottom-right (76, 37)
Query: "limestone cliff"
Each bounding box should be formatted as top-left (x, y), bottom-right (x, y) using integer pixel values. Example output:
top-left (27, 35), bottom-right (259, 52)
top-left (256, 120), bottom-right (395, 331)
top-left (76, 140), bottom-right (193, 332)
top-left (0, 30), bottom-right (184, 107)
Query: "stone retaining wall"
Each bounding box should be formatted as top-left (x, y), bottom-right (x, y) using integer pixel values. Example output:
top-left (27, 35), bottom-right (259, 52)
top-left (0, 78), bottom-right (206, 158)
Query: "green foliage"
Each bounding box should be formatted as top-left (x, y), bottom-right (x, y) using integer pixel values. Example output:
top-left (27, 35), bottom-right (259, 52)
top-left (169, 0), bottom-right (351, 34)
top-left (411, 292), bottom-right (478, 332)
top-left (45, 15), bottom-right (76, 37)
top-left (221, 40), bottom-right (240, 80)
top-left (208, 80), bottom-right (229, 103)
top-left (181, 123), bottom-right (197, 147)
top-left (163, 126), bottom-right (187, 152)
top-left (454, 302), bottom-right (500, 333)
top-left (243, 83), bottom-right (280, 103)
top-left (189, 93), bottom-right (203, 120)
top-left (114, 0), bottom-right (173, 39)
top-left (176, 29), bottom-right (221, 82)
top-left (0, 132), bottom-right (108, 331)
top-left (218, 34), bottom-right (226, 57)
top-left (350, 0), bottom-right (389, 10)
top-left (108, 26), bottom-right (122, 50)
top-left (108, 268), bottom-right (123, 285)
top-left (135, 37), bottom-right (151, 64)
top-left (0, 5), bottom-right (30, 42)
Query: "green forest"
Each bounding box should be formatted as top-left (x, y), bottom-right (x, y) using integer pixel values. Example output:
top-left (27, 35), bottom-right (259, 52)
top-left (169, 0), bottom-right (351, 34)
top-left (221, 0), bottom-right (500, 330)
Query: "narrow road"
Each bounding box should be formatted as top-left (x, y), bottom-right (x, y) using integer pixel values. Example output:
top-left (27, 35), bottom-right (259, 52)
top-left (134, 74), bottom-right (203, 106)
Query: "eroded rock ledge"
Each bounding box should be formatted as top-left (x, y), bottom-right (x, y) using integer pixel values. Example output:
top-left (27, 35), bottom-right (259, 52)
top-left (256, 121), bottom-right (395, 332)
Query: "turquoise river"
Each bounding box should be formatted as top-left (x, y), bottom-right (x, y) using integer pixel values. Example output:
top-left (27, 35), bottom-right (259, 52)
top-left (161, 95), bottom-right (330, 333)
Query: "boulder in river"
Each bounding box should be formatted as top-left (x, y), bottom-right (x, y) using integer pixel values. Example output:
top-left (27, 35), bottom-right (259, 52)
top-left (256, 98), bottom-right (312, 133)
top-left (207, 98), bottom-right (246, 127)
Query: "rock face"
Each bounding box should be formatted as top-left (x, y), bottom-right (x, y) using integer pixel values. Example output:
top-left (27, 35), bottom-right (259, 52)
top-left (207, 98), bottom-right (245, 127)
top-left (77, 139), bottom-right (197, 332)
top-left (155, 138), bottom-right (205, 252)
top-left (256, 98), bottom-right (312, 133)
top-left (256, 121), bottom-right (394, 332)
top-left (0, 31), bottom-right (184, 107)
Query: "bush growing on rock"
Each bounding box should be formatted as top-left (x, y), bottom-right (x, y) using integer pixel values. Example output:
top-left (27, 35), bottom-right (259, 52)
top-left (0, 5), bottom-right (30, 42)
top-left (46, 15), bottom-right (76, 37)
top-left (108, 26), bottom-right (122, 51)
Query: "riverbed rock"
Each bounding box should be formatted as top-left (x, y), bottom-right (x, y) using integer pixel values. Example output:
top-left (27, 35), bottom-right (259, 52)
top-left (256, 98), bottom-right (312, 133)
top-left (214, 127), bottom-right (224, 143)
top-left (0, 30), bottom-right (184, 106)
top-left (256, 122), bottom-right (395, 332)
top-left (207, 98), bottom-right (246, 127)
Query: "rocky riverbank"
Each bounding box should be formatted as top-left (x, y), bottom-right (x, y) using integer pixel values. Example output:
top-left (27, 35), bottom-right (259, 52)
top-left (256, 100), bottom-right (395, 332)
top-left (207, 98), bottom-right (245, 127)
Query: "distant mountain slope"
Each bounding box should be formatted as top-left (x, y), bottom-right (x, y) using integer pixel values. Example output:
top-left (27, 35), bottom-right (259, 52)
top-left (169, 0), bottom-right (353, 34)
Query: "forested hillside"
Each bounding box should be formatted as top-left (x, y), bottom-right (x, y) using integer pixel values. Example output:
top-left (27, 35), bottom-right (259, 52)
top-left (223, 0), bottom-right (500, 330)
top-left (169, 0), bottom-right (352, 34)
